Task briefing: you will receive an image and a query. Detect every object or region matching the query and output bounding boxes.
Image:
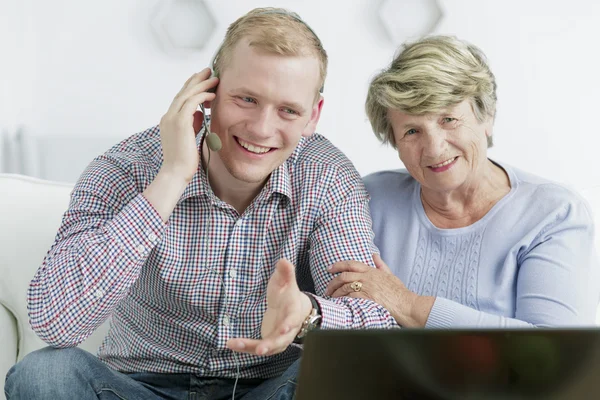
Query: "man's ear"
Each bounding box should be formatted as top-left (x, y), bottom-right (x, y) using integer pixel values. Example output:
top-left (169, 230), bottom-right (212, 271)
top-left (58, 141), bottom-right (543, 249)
top-left (302, 96), bottom-right (324, 137)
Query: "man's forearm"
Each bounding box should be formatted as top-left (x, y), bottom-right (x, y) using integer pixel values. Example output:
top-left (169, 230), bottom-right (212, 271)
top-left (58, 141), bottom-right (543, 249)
top-left (28, 194), bottom-right (165, 347)
top-left (143, 169), bottom-right (191, 222)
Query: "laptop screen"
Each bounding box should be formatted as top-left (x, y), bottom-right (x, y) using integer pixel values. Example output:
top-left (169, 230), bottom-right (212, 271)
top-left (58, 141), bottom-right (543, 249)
top-left (296, 328), bottom-right (600, 400)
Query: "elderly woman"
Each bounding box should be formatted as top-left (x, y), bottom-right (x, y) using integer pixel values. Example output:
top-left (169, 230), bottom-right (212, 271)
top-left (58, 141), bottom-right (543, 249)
top-left (326, 35), bottom-right (599, 327)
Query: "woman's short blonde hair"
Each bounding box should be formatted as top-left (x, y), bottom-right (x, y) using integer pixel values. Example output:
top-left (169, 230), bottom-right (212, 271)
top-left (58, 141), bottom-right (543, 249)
top-left (213, 8), bottom-right (327, 99)
top-left (365, 35), bottom-right (497, 148)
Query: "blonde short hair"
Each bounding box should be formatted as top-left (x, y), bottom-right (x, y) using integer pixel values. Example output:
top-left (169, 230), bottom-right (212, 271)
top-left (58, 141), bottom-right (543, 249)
top-left (366, 35), bottom-right (497, 148)
top-left (213, 7), bottom-right (327, 98)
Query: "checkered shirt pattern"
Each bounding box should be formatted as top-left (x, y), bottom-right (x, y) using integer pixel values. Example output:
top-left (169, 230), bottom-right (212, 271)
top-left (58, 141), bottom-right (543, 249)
top-left (27, 126), bottom-right (397, 379)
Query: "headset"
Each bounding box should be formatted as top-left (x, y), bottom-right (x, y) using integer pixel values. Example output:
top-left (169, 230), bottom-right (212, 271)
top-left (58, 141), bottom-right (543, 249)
top-left (194, 9), bottom-right (323, 399)
top-left (199, 104), bottom-right (222, 152)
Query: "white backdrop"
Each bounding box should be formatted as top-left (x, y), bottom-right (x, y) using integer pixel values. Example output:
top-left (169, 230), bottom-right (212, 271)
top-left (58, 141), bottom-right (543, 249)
top-left (1, 0), bottom-right (599, 188)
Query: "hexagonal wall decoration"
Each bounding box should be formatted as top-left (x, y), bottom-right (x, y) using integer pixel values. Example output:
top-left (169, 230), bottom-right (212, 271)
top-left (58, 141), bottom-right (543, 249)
top-left (151, 0), bottom-right (216, 54)
top-left (379, 0), bottom-right (443, 43)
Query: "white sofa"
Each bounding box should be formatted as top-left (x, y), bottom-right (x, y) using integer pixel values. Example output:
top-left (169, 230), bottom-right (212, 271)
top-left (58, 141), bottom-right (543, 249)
top-left (0, 174), bottom-right (110, 400)
top-left (1, 173), bottom-right (600, 399)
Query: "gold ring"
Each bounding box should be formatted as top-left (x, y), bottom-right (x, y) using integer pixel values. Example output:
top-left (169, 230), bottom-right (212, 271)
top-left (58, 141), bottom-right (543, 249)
top-left (350, 281), bottom-right (362, 292)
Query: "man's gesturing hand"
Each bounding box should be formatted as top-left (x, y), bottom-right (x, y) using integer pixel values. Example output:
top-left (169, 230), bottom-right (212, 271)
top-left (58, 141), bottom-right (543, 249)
top-left (227, 259), bottom-right (312, 356)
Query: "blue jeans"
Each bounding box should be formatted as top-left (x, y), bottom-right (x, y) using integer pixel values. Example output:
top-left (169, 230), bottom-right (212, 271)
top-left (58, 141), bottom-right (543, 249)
top-left (4, 347), bottom-right (300, 400)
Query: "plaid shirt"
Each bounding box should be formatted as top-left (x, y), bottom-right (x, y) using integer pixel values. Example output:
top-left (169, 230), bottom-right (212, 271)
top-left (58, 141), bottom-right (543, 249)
top-left (28, 126), bottom-right (396, 379)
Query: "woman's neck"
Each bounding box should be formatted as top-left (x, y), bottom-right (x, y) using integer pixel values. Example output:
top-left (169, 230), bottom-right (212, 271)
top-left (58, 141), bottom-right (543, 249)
top-left (421, 160), bottom-right (511, 229)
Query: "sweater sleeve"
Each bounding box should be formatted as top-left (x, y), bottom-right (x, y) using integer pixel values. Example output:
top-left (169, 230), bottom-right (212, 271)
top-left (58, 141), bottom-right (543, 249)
top-left (426, 197), bottom-right (599, 328)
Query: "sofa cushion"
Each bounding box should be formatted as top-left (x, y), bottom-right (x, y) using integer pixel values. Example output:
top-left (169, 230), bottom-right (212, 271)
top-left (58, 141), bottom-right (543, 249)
top-left (0, 174), bottom-right (109, 361)
top-left (0, 305), bottom-right (17, 400)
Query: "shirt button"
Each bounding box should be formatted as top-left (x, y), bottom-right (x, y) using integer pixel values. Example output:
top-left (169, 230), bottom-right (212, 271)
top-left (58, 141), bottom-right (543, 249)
top-left (229, 269), bottom-right (237, 279)
top-left (94, 289), bottom-right (104, 299)
top-left (148, 233), bottom-right (157, 242)
top-left (223, 314), bottom-right (231, 327)
top-left (136, 244), bottom-right (146, 255)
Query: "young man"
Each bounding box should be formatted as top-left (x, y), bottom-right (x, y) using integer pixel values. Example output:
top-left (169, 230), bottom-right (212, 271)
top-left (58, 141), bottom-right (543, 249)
top-left (5, 8), bottom-right (396, 400)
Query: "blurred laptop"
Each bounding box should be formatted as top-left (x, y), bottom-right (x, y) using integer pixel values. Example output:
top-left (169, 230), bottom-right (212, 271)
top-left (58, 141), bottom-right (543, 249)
top-left (295, 328), bottom-right (600, 400)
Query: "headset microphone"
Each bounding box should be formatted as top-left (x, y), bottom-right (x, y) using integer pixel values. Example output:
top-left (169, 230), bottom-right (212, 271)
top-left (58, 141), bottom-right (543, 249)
top-left (205, 130), bottom-right (222, 152)
top-left (200, 104), bottom-right (222, 152)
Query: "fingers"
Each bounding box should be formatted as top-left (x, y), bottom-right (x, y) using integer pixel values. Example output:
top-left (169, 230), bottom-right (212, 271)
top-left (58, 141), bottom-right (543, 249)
top-left (180, 68), bottom-right (212, 95)
top-left (324, 271), bottom-right (362, 296)
top-left (330, 280), bottom-right (366, 298)
top-left (169, 69), bottom-right (219, 114)
top-left (373, 254), bottom-right (392, 274)
top-left (159, 93), bottom-right (214, 140)
top-left (227, 321), bottom-right (297, 356)
top-left (228, 338), bottom-right (283, 357)
top-left (271, 259), bottom-right (297, 290)
top-left (182, 68), bottom-right (209, 88)
top-left (176, 77), bottom-right (219, 114)
top-left (226, 338), bottom-right (262, 355)
top-left (327, 260), bottom-right (372, 274)
top-left (179, 91), bottom-right (216, 119)
top-left (168, 69), bottom-right (210, 113)
top-left (346, 292), bottom-right (367, 300)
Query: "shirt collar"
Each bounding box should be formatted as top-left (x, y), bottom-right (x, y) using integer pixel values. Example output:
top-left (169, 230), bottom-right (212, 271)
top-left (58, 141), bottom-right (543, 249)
top-left (149, 126), bottom-right (306, 205)
top-left (176, 136), bottom-right (296, 205)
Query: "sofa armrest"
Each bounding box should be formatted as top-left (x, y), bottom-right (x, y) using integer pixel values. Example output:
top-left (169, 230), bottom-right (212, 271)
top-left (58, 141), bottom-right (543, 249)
top-left (0, 304), bottom-right (17, 400)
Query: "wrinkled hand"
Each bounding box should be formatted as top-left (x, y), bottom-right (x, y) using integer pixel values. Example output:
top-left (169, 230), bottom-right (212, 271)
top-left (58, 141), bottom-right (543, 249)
top-left (227, 259), bottom-right (312, 356)
top-left (159, 68), bottom-right (219, 183)
top-left (325, 254), bottom-right (419, 326)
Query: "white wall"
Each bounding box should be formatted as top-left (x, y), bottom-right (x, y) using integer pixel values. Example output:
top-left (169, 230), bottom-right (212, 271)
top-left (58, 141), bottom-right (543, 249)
top-left (2, 0), bottom-right (599, 188)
